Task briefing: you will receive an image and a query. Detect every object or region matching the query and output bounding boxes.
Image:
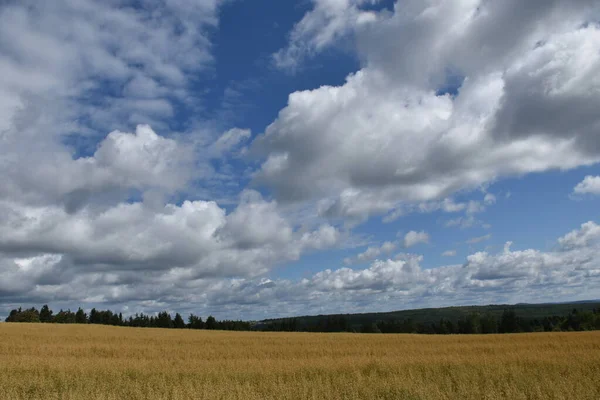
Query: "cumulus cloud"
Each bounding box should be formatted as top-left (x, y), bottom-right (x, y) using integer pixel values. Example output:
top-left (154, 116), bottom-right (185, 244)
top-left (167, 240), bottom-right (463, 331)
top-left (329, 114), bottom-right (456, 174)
top-left (139, 221), bottom-right (600, 318)
top-left (343, 241), bottom-right (396, 264)
top-left (442, 250), bottom-right (457, 257)
top-left (0, 193), bottom-right (343, 317)
top-left (3, 220), bottom-right (600, 320)
top-left (0, 0), bottom-right (244, 211)
top-left (403, 231), bottom-right (430, 248)
top-left (2, 0), bottom-right (600, 321)
top-left (0, 0), bottom-right (218, 135)
top-left (0, 191), bottom-right (341, 278)
top-left (1, 124), bottom-right (194, 213)
top-left (0, 0), bottom-right (349, 319)
top-left (220, 221), bottom-right (600, 317)
top-left (558, 221), bottom-right (600, 250)
top-left (256, 0), bottom-right (600, 221)
top-left (573, 176), bottom-right (600, 195)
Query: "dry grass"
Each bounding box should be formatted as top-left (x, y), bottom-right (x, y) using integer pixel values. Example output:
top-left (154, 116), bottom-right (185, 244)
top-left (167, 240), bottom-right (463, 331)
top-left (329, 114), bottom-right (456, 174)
top-left (1, 324), bottom-right (599, 399)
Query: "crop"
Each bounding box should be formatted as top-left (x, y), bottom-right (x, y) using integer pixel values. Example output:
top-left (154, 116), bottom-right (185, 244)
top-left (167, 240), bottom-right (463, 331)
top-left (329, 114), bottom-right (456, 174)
top-left (1, 324), bottom-right (599, 399)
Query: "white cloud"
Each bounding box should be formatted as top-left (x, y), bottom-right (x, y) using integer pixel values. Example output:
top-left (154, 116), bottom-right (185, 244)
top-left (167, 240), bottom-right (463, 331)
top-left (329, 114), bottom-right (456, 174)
top-left (558, 221), bottom-right (600, 250)
top-left (416, 198), bottom-right (467, 214)
top-left (2, 1), bottom-right (600, 321)
top-left (273, 0), bottom-right (382, 70)
top-left (403, 231), bottom-right (429, 248)
top-left (484, 193), bottom-right (497, 205)
top-left (465, 200), bottom-right (484, 214)
top-left (0, 0), bottom-right (245, 212)
top-left (444, 196), bottom-right (494, 229)
top-left (256, 1), bottom-right (600, 222)
top-left (466, 234), bottom-right (492, 244)
top-left (1, 125), bottom-right (194, 213)
top-left (211, 128), bottom-right (252, 156)
top-left (0, 0), bottom-right (351, 318)
top-left (573, 175), bottom-right (600, 195)
top-left (0, 191), bottom-right (341, 280)
top-left (446, 216), bottom-right (477, 229)
top-left (222, 220), bottom-right (600, 317)
top-left (0, 0), bottom-right (218, 135)
top-left (161, 220), bottom-right (600, 318)
top-left (343, 240), bottom-right (396, 264)
top-left (442, 250), bottom-right (456, 257)
top-left (3, 221), bottom-right (600, 320)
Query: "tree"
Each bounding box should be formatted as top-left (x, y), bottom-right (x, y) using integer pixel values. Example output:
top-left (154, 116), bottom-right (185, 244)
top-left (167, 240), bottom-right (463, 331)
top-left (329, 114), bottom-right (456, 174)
top-left (205, 315), bottom-right (217, 330)
top-left (40, 305), bottom-right (54, 323)
top-left (156, 311), bottom-right (173, 329)
top-left (5, 307), bottom-right (40, 323)
top-left (188, 314), bottom-right (204, 329)
top-left (480, 314), bottom-right (498, 334)
top-left (18, 308), bottom-right (41, 323)
top-left (110, 313), bottom-right (121, 326)
top-left (5, 309), bottom-right (19, 322)
top-left (89, 308), bottom-right (99, 324)
top-left (54, 309), bottom-right (76, 324)
top-left (173, 313), bottom-right (186, 329)
top-left (499, 309), bottom-right (520, 333)
top-left (75, 308), bottom-right (87, 324)
top-left (361, 322), bottom-right (381, 333)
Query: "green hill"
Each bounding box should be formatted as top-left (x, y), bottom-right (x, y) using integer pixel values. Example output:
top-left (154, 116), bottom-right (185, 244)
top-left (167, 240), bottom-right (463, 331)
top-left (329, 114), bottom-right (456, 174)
top-left (260, 301), bottom-right (600, 332)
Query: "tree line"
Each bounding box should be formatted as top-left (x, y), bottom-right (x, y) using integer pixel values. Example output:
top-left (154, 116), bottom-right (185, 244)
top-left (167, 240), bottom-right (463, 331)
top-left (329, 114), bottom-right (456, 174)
top-left (6, 305), bottom-right (600, 334)
top-left (4, 305), bottom-right (251, 331)
top-left (262, 308), bottom-right (600, 334)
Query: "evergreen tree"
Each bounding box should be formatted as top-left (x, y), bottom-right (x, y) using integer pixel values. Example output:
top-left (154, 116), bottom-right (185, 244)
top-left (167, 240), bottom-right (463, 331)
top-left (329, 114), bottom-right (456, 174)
top-left (75, 308), bottom-right (87, 324)
top-left (480, 314), bottom-right (498, 334)
top-left (5, 309), bottom-right (19, 322)
top-left (89, 308), bottom-right (99, 324)
top-left (188, 314), bottom-right (204, 329)
top-left (205, 315), bottom-right (217, 330)
top-left (499, 309), bottom-right (520, 333)
top-left (54, 309), bottom-right (76, 324)
top-left (173, 313), bottom-right (186, 329)
top-left (156, 311), bottom-right (173, 328)
top-left (39, 305), bottom-right (54, 323)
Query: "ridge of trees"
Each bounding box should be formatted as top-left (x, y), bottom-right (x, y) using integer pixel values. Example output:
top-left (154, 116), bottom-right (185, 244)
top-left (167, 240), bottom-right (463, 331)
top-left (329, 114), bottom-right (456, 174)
top-left (5, 305), bottom-right (600, 334)
top-left (262, 308), bottom-right (600, 334)
top-left (4, 306), bottom-right (251, 331)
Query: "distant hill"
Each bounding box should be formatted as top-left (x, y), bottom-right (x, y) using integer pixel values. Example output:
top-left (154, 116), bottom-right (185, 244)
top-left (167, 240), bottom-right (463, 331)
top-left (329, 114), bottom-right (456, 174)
top-left (259, 301), bottom-right (600, 331)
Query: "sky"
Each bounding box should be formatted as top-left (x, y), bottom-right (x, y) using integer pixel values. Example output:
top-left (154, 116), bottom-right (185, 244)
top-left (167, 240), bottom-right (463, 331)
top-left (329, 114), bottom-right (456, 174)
top-left (1, 0), bottom-right (600, 320)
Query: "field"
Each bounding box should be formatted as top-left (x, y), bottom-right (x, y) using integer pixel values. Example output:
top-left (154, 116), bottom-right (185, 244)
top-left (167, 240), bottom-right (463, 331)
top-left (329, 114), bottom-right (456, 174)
top-left (1, 324), bottom-right (599, 400)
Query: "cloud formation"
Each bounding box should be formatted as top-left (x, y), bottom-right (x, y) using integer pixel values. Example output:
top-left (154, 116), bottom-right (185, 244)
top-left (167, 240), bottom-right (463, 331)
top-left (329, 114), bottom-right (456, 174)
top-left (273, 0), bottom-right (382, 70)
top-left (574, 176), bottom-right (600, 195)
top-left (258, 0), bottom-right (600, 221)
top-left (7, 220), bottom-right (596, 319)
top-left (403, 231), bottom-right (430, 248)
top-left (343, 241), bottom-right (396, 265)
top-left (0, 0), bottom-right (344, 317)
top-left (1, 1), bottom-right (600, 320)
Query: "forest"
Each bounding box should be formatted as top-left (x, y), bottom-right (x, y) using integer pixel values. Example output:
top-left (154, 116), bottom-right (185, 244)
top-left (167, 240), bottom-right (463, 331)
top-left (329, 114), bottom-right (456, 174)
top-left (4, 306), bottom-right (251, 331)
top-left (5, 301), bottom-right (600, 334)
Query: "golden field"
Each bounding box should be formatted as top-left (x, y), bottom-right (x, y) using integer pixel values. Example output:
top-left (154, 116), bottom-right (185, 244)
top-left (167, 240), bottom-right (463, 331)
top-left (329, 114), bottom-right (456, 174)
top-left (1, 324), bottom-right (599, 400)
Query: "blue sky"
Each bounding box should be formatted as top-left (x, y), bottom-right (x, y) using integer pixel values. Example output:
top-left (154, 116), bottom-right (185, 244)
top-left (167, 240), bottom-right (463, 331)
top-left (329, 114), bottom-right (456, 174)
top-left (1, 0), bottom-right (600, 320)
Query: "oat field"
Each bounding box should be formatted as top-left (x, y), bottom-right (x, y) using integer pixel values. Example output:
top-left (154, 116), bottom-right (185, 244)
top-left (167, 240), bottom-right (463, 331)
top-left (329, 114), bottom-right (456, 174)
top-left (1, 324), bottom-right (599, 400)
